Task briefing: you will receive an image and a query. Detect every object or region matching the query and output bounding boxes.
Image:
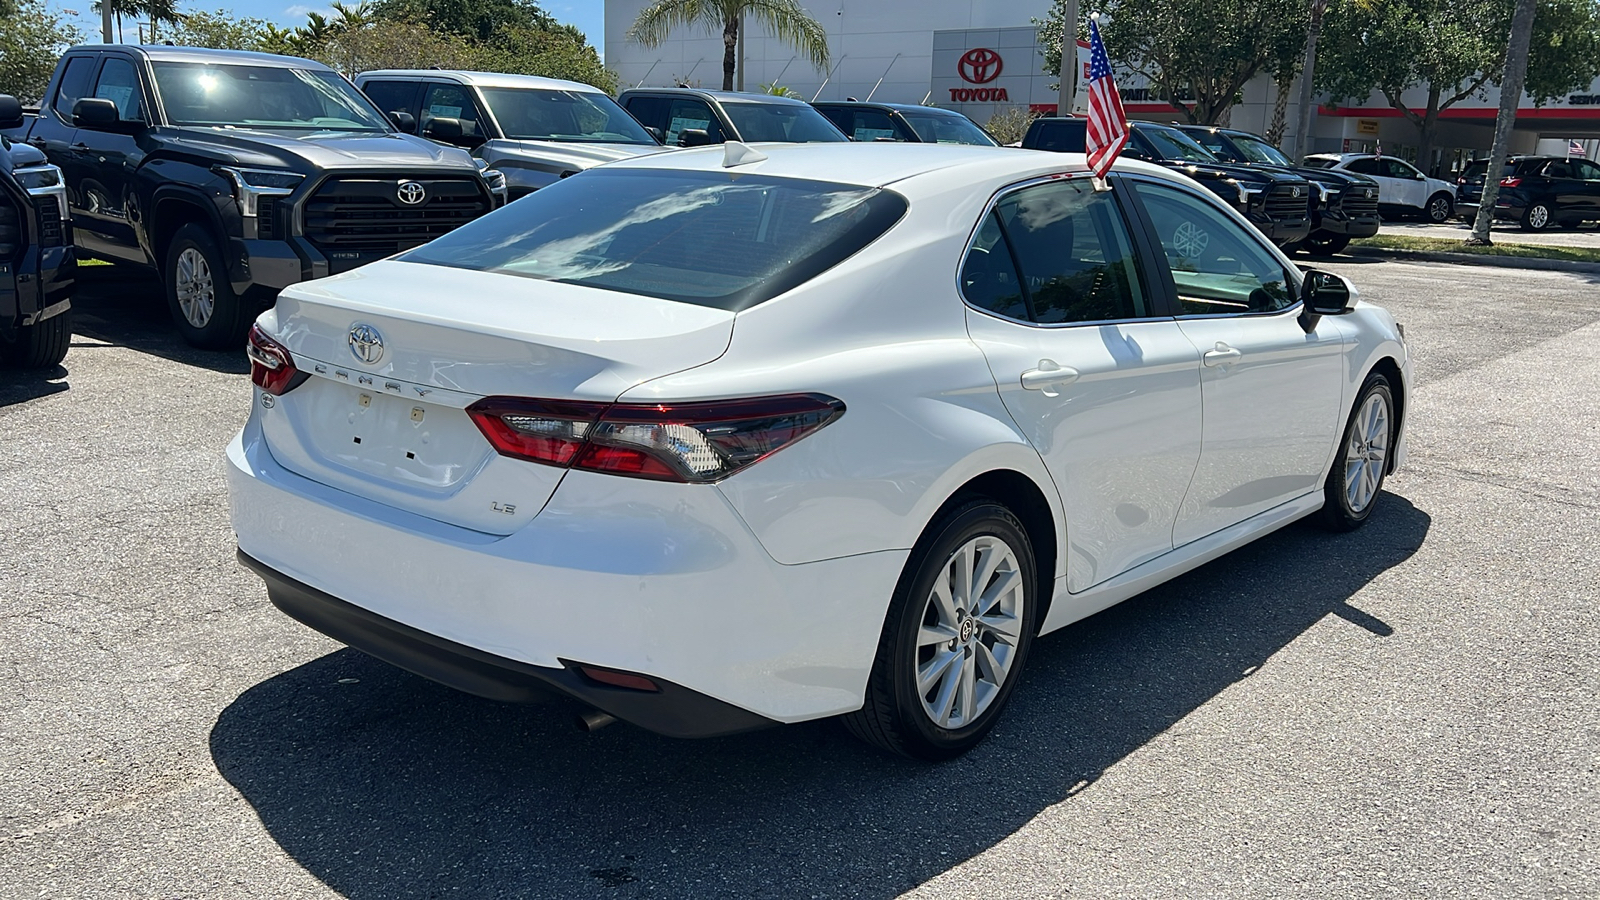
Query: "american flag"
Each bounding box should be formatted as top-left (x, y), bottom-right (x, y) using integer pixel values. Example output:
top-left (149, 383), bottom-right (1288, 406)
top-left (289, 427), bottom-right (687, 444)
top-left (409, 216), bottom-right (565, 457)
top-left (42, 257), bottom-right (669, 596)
top-left (1570, 140), bottom-right (1587, 158)
top-left (1085, 18), bottom-right (1128, 180)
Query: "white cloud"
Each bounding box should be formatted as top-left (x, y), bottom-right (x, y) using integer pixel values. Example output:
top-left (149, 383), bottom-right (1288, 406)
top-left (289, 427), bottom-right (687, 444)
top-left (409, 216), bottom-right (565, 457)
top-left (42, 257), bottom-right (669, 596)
top-left (284, 5), bottom-right (335, 17)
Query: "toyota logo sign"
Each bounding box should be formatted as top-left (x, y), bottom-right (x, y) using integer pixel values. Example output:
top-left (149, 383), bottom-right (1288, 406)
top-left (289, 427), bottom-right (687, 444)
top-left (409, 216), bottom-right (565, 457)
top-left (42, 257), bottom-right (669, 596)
top-left (958, 48), bottom-right (1003, 85)
top-left (348, 323), bottom-right (385, 365)
top-left (396, 181), bottom-right (427, 205)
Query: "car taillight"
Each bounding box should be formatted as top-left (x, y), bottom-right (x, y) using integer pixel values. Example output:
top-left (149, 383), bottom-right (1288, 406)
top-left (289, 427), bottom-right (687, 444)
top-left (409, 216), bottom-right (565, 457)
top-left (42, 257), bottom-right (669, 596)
top-left (246, 324), bottom-right (308, 396)
top-left (466, 393), bottom-right (845, 483)
top-left (1500, 176), bottom-right (1522, 188)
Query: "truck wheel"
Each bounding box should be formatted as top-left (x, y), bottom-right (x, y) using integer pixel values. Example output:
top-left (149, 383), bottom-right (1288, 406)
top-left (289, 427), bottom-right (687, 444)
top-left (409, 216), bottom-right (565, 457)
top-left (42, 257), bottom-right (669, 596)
top-left (1302, 234), bottom-right (1351, 257)
top-left (2, 308), bottom-right (73, 369)
top-left (164, 223), bottom-right (252, 349)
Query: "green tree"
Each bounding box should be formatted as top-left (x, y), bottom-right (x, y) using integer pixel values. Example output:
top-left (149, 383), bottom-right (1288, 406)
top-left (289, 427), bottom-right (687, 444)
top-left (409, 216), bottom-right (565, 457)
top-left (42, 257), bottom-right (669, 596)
top-left (370, 0), bottom-right (557, 42)
top-left (1038, 0), bottom-right (1307, 124)
top-left (0, 0), bottom-right (83, 104)
top-left (628, 0), bottom-right (829, 92)
top-left (472, 25), bottom-right (618, 92)
top-left (165, 9), bottom-right (272, 51)
top-left (1317, 0), bottom-right (1600, 170)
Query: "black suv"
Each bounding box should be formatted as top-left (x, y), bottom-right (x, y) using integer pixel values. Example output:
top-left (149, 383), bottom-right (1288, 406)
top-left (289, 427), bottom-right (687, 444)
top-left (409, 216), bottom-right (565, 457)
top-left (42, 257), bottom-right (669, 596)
top-left (1020, 118), bottom-right (1312, 247)
top-left (811, 101), bottom-right (996, 145)
top-left (617, 88), bottom-right (847, 147)
top-left (1178, 125), bottom-right (1380, 256)
top-left (0, 94), bottom-right (74, 369)
top-left (1457, 155), bottom-right (1600, 231)
top-left (4, 46), bottom-right (500, 348)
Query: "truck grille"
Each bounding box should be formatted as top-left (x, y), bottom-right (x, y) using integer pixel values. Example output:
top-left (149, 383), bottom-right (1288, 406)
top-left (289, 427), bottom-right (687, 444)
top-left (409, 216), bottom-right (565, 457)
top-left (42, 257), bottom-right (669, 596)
top-left (0, 195), bottom-right (20, 260)
top-left (303, 176), bottom-right (490, 272)
top-left (1340, 188), bottom-right (1379, 219)
top-left (36, 196), bottom-right (64, 247)
top-left (257, 196), bottom-right (279, 240)
top-left (1265, 184), bottom-right (1312, 222)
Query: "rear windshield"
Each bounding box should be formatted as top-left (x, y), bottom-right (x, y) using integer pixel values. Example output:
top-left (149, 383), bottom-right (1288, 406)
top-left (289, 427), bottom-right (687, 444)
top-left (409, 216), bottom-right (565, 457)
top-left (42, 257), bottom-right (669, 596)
top-left (722, 102), bottom-right (847, 142)
top-left (401, 169), bottom-right (907, 310)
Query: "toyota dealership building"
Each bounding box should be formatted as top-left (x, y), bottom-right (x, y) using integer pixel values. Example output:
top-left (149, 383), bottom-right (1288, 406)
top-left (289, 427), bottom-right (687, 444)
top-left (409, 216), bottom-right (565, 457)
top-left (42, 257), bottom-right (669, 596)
top-left (603, 0), bottom-right (1600, 175)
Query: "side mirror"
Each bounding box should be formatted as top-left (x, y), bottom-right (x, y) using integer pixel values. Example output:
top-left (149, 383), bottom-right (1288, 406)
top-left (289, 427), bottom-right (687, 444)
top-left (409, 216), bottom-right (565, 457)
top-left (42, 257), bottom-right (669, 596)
top-left (1303, 269), bottom-right (1356, 315)
top-left (643, 125), bottom-right (665, 143)
top-left (423, 116), bottom-right (479, 148)
top-left (0, 94), bottom-right (22, 130)
top-left (73, 97), bottom-right (141, 133)
top-left (677, 128), bottom-right (715, 148)
top-left (388, 110), bottom-right (416, 133)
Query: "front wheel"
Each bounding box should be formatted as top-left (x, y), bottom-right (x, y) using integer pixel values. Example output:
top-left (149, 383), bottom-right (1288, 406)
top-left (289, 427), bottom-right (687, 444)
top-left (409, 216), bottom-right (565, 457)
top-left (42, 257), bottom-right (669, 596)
top-left (843, 499), bottom-right (1039, 760)
top-left (1425, 193), bottom-right (1453, 224)
top-left (1319, 373), bottom-right (1394, 531)
top-left (1521, 202), bottom-right (1553, 232)
top-left (1, 307), bottom-right (73, 369)
top-left (164, 223), bottom-right (253, 349)
top-left (1302, 233), bottom-right (1351, 257)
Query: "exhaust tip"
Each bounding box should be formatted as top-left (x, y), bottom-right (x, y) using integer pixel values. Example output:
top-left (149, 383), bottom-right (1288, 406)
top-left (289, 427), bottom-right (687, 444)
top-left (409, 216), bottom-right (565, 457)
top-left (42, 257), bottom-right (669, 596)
top-left (576, 709), bottom-right (618, 732)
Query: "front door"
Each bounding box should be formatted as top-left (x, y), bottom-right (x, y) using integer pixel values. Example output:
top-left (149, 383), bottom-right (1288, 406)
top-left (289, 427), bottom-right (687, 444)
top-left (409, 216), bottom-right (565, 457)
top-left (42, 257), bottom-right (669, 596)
top-left (961, 175), bottom-right (1203, 593)
top-left (1123, 178), bottom-right (1346, 545)
top-left (73, 55), bottom-right (151, 263)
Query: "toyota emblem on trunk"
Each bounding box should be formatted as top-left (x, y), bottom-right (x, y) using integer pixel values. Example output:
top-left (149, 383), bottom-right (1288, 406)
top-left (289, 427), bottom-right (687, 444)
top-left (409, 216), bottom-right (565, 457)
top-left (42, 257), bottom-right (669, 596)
top-left (348, 323), bottom-right (385, 364)
top-left (396, 181), bottom-right (427, 205)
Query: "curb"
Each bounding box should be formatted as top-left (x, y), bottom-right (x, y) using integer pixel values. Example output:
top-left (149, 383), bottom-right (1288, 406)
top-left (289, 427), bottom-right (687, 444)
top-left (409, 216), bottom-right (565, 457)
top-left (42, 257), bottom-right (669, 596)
top-left (1346, 245), bottom-right (1600, 274)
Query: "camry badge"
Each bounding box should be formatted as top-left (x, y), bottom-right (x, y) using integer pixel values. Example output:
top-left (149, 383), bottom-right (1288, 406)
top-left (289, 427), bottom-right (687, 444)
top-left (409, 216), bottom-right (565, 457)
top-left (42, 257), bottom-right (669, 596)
top-left (396, 181), bottom-right (427, 205)
top-left (348, 323), bottom-right (385, 365)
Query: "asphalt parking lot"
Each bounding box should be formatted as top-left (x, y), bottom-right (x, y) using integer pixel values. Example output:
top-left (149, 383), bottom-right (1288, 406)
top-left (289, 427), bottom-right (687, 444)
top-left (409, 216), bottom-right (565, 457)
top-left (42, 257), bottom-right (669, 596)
top-left (3, 259), bottom-right (1597, 898)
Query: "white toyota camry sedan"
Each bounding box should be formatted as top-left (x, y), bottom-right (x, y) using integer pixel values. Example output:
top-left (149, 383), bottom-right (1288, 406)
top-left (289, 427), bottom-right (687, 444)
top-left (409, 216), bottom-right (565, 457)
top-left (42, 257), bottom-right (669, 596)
top-left (228, 142), bottom-right (1410, 760)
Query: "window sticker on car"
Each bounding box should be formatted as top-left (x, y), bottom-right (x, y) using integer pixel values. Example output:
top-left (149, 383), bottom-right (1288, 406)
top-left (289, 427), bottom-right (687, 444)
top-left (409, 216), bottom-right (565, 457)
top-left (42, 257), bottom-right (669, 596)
top-left (428, 104), bottom-right (463, 118)
top-left (854, 127), bottom-right (896, 141)
top-left (669, 115), bottom-right (711, 135)
top-left (96, 85), bottom-right (135, 110)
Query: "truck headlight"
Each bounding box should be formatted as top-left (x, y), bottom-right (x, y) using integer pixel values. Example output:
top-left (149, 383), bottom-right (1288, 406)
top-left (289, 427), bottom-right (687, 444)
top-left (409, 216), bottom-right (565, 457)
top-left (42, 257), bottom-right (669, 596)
top-left (215, 166), bottom-right (304, 217)
top-left (14, 165), bottom-right (63, 191)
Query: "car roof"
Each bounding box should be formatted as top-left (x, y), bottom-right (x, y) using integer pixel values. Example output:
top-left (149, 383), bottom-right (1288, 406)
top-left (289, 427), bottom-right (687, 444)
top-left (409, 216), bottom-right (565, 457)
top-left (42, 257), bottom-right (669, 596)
top-left (358, 70), bottom-right (604, 93)
top-left (619, 87), bottom-right (814, 107)
top-left (812, 101), bottom-right (968, 116)
top-left (599, 140), bottom-right (1185, 192)
top-left (78, 44), bottom-right (327, 69)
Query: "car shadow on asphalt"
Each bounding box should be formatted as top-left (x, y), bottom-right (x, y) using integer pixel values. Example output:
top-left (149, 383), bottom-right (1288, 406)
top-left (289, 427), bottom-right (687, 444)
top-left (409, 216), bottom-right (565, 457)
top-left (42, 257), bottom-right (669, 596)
top-left (0, 363), bottom-right (70, 409)
top-left (210, 496), bottom-right (1429, 899)
top-left (67, 266), bottom-right (250, 375)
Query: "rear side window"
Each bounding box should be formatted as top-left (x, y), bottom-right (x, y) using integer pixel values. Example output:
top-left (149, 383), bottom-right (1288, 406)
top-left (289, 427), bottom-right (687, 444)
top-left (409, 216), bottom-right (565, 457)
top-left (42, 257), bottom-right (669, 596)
top-left (961, 177), bottom-right (1149, 324)
top-left (52, 56), bottom-right (97, 119)
top-left (1344, 158), bottom-right (1382, 176)
top-left (401, 169), bottom-right (908, 311)
top-left (1574, 159), bottom-right (1600, 180)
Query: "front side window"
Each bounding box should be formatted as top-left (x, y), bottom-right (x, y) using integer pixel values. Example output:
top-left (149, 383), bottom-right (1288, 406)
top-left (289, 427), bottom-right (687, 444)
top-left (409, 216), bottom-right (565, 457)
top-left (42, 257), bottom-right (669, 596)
top-left (900, 112), bottom-right (995, 146)
top-left (480, 87), bottom-right (655, 144)
top-left (400, 169), bottom-right (907, 311)
top-left (721, 102), bottom-right (846, 143)
top-left (150, 63), bottom-right (389, 131)
top-left (1128, 180), bottom-right (1295, 316)
top-left (664, 98), bottom-right (721, 144)
top-left (1542, 161), bottom-right (1574, 179)
top-left (1384, 159), bottom-right (1421, 179)
top-left (961, 177), bottom-right (1149, 324)
top-left (93, 58), bottom-right (146, 121)
top-left (53, 56), bottom-right (96, 119)
top-left (362, 80), bottom-right (418, 119)
top-left (422, 83), bottom-right (486, 140)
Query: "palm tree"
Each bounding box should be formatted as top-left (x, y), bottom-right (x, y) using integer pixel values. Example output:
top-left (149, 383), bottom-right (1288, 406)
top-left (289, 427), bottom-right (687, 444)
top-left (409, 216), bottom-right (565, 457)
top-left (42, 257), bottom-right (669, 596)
top-left (142, 0), bottom-right (179, 41)
top-left (628, 0), bottom-right (829, 92)
top-left (92, 0), bottom-right (142, 42)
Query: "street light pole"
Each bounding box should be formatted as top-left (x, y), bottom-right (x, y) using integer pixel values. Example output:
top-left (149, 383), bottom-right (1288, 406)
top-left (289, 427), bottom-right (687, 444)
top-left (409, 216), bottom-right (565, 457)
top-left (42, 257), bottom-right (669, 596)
top-left (1057, 0), bottom-right (1078, 116)
top-left (102, 1), bottom-right (114, 43)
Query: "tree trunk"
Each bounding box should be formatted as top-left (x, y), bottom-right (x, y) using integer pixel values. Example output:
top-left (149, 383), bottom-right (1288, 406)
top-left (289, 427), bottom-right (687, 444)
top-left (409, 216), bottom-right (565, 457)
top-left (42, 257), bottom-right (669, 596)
top-left (1289, 0), bottom-right (1326, 160)
top-left (1415, 85), bottom-right (1441, 177)
top-left (722, 15), bottom-right (738, 91)
top-left (1471, 0), bottom-right (1538, 244)
top-left (1267, 69), bottom-right (1293, 145)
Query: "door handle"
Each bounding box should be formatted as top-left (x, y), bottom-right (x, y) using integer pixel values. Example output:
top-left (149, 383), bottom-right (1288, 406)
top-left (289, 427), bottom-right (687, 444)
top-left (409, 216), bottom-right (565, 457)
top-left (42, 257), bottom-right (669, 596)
top-left (1021, 360), bottom-right (1080, 392)
top-left (26, 138), bottom-right (46, 149)
top-left (1203, 343), bottom-right (1242, 367)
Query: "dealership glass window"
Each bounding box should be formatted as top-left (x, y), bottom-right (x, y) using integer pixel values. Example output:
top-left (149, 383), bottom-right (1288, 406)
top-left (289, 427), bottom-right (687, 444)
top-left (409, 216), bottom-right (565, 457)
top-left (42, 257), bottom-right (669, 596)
top-left (1129, 181), bottom-right (1294, 316)
top-left (422, 84), bottom-right (487, 140)
top-left (93, 58), bottom-right (146, 121)
top-left (967, 178), bottom-right (1149, 324)
top-left (52, 56), bottom-right (97, 119)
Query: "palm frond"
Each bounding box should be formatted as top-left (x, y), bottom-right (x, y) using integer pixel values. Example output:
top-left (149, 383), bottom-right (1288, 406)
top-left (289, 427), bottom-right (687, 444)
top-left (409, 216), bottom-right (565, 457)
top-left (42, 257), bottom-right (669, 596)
top-left (628, 0), bottom-right (722, 48)
top-left (743, 0), bottom-right (829, 69)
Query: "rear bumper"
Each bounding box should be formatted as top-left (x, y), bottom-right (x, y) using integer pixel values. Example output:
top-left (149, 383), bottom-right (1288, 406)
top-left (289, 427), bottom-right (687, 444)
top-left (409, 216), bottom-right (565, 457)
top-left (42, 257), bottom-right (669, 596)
top-left (225, 416), bottom-right (905, 733)
top-left (238, 550), bottom-right (777, 737)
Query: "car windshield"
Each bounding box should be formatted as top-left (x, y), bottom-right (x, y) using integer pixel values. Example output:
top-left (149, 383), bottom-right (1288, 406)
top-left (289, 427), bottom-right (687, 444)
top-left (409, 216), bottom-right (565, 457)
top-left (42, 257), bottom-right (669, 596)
top-left (1140, 127), bottom-right (1218, 162)
top-left (401, 169), bottom-right (906, 310)
top-left (151, 62), bottom-right (389, 131)
top-left (899, 112), bottom-right (996, 145)
top-left (480, 87), bottom-right (656, 144)
top-left (1301, 158), bottom-right (1340, 169)
top-left (1229, 134), bottom-right (1292, 166)
top-left (722, 102), bottom-right (847, 143)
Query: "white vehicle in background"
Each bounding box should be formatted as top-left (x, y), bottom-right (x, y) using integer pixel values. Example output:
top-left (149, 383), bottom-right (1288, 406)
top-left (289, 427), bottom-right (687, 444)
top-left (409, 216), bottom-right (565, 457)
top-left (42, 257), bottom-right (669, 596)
top-left (228, 142), bottom-right (1411, 760)
top-left (356, 70), bottom-right (669, 201)
top-left (1304, 153), bottom-right (1458, 223)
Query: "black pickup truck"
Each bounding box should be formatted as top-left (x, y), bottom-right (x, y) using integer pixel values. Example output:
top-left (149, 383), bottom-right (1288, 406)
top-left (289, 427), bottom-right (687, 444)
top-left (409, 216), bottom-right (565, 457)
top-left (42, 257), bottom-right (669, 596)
top-left (1021, 117), bottom-right (1313, 248)
top-left (2, 45), bottom-right (500, 348)
top-left (0, 95), bottom-right (74, 369)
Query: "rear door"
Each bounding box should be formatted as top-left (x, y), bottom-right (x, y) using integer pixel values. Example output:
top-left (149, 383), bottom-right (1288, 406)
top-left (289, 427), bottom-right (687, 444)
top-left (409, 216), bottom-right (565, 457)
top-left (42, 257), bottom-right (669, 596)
top-left (1573, 159), bottom-right (1600, 218)
top-left (961, 174), bottom-right (1204, 592)
top-left (1123, 177), bottom-right (1345, 545)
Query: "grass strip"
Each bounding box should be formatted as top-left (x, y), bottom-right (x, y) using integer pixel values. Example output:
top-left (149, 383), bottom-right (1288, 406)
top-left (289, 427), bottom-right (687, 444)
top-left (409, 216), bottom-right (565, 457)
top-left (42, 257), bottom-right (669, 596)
top-left (1353, 234), bottom-right (1600, 264)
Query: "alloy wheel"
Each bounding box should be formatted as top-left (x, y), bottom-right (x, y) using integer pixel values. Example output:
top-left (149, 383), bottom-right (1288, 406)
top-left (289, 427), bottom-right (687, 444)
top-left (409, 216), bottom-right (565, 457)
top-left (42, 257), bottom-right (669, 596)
top-left (1344, 390), bottom-right (1391, 514)
top-left (1428, 197), bottom-right (1451, 223)
top-left (914, 534), bottom-right (1025, 730)
top-left (175, 247), bottom-right (216, 328)
top-left (1529, 205), bottom-right (1550, 230)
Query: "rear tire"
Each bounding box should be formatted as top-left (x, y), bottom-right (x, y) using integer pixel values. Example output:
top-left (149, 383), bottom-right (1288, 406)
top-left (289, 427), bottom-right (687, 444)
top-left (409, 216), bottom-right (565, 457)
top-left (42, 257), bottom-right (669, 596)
top-left (1318, 373), bottom-right (1394, 532)
top-left (843, 499), bottom-right (1039, 761)
top-left (1521, 202), bottom-right (1553, 232)
top-left (1, 307), bottom-right (72, 369)
top-left (164, 223), bottom-right (253, 349)
top-left (1302, 234), bottom-right (1351, 257)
